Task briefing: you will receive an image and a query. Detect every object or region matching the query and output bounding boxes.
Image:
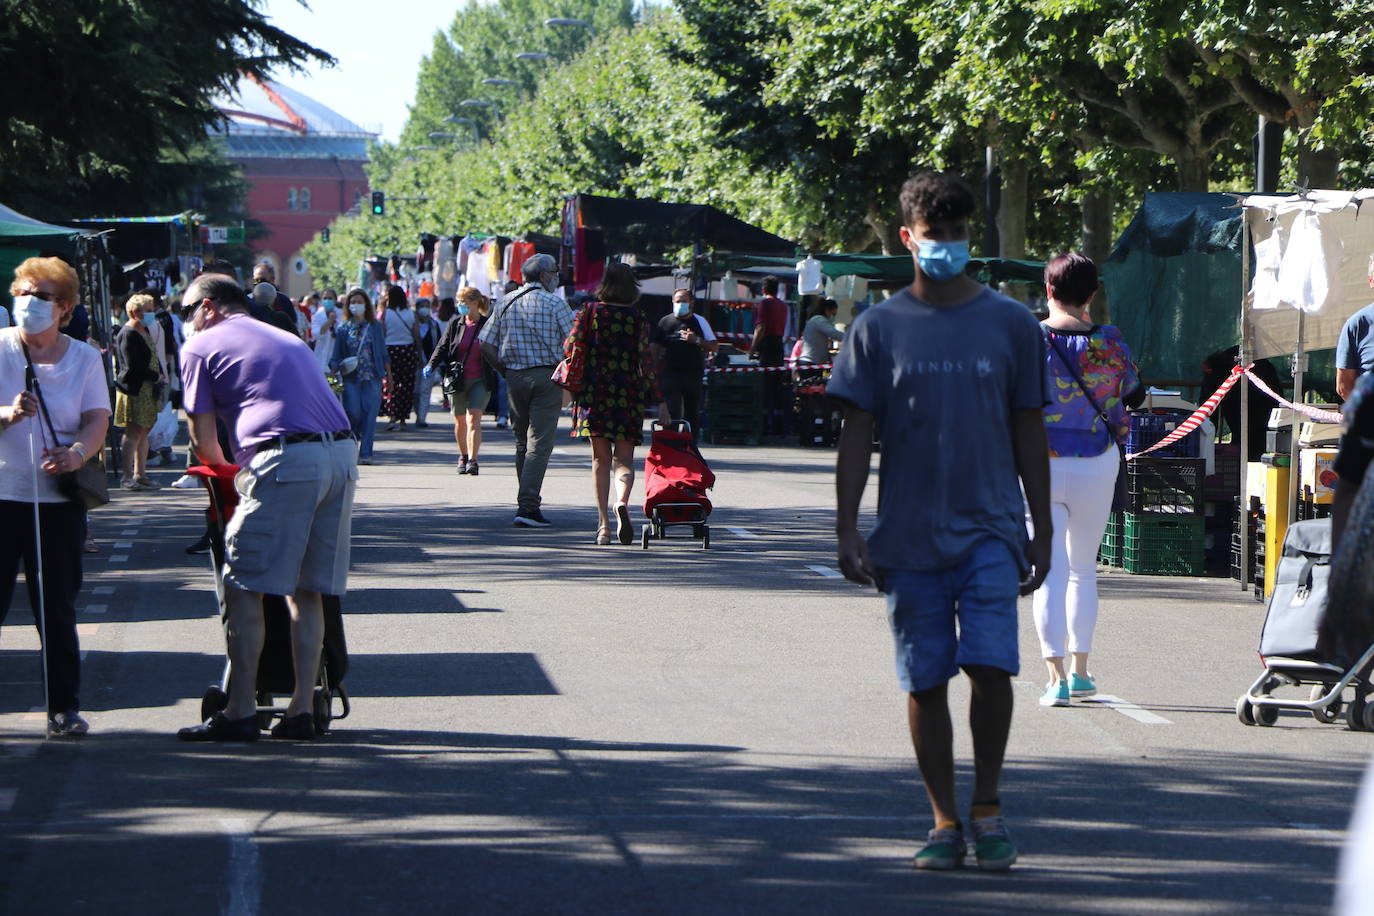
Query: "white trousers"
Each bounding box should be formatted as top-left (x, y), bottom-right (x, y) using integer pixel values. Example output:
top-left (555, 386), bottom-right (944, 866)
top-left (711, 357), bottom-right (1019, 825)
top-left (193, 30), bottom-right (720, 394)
top-left (1032, 447), bottom-right (1119, 658)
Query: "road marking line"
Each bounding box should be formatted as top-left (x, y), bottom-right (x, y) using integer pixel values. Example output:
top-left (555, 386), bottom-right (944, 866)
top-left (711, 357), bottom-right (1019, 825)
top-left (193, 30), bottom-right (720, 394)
top-left (726, 527), bottom-right (758, 539)
top-left (113, 541), bottom-right (133, 549)
top-left (92, 587), bottom-right (115, 596)
top-left (0, 789), bottom-right (16, 812)
top-left (84, 604), bottom-right (107, 615)
top-left (108, 555), bottom-right (128, 564)
top-left (805, 565), bottom-right (844, 579)
top-left (1087, 694), bottom-right (1173, 726)
top-left (76, 624), bottom-right (99, 637)
top-left (219, 818), bottom-right (262, 916)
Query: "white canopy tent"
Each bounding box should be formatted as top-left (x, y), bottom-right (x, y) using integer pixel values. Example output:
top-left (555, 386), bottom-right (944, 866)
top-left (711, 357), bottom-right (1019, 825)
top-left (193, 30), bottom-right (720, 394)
top-left (1238, 189), bottom-right (1374, 585)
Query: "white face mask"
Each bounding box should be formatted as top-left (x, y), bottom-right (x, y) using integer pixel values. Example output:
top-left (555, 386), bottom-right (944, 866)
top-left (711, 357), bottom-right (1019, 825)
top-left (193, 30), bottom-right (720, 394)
top-left (12, 295), bottom-right (55, 334)
top-left (349, 303), bottom-right (365, 317)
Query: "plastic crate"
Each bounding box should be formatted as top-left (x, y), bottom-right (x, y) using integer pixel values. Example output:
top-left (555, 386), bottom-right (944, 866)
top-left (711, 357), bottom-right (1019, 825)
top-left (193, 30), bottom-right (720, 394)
top-left (1125, 458), bottom-right (1205, 516)
top-left (1121, 513), bottom-right (1205, 575)
top-left (1127, 412), bottom-right (1200, 459)
top-left (1098, 512), bottom-right (1124, 566)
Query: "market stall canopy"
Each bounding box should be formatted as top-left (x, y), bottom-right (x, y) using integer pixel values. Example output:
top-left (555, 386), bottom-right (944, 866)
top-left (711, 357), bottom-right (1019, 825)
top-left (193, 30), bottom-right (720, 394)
top-left (0, 202), bottom-right (84, 242)
top-left (1104, 192), bottom-right (1245, 382)
top-left (698, 252), bottom-right (1044, 286)
top-left (572, 194), bottom-right (795, 259)
top-left (1242, 189), bottom-right (1374, 360)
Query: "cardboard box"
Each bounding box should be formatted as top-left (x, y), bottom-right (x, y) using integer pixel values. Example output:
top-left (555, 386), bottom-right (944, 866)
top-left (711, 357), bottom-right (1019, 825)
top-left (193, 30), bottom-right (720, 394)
top-left (1300, 448), bottom-right (1340, 505)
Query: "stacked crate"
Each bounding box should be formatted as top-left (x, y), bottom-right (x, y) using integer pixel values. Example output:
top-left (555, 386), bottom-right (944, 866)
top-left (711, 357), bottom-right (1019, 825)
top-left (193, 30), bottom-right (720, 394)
top-left (703, 373), bottom-right (765, 446)
top-left (794, 382), bottom-right (840, 448)
top-left (1101, 413), bottom-right (1206, 576)
top-left (1204, 443), bottom-right (1241, 572)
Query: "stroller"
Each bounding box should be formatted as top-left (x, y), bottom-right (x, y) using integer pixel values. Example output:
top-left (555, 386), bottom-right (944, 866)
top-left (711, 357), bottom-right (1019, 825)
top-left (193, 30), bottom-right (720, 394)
top-left (1236, 518), bottom-right (1374, 730)
top-left (641, 420), bottom-right (715, 549)
top-left (189, 464), bottom-right (351, 735)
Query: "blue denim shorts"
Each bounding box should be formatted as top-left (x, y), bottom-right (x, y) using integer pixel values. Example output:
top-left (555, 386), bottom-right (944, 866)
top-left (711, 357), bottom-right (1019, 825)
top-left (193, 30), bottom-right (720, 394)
top-left (880, 538), bottom-right (1021, 693)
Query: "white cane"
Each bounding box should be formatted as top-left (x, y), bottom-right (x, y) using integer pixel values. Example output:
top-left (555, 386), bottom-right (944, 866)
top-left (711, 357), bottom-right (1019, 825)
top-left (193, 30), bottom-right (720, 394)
top-left (23, 383), bottom-right (51, 738)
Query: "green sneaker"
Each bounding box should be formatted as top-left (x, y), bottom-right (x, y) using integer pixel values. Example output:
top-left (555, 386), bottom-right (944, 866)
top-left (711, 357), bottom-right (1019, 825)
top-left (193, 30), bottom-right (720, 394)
top-left (969, 815), bottom-right (1018, 871)
top-left (913, 826), bottom-right (967, 870)
top-left (1068, 672), bottom-right (1097, 697)
top-left (1039, 680), bottom-right (1070, 707)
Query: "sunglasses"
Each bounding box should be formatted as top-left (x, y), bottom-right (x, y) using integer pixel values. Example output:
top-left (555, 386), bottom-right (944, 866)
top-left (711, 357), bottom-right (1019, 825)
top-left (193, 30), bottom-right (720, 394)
top-left (179, 295), bottom-right (219, 320)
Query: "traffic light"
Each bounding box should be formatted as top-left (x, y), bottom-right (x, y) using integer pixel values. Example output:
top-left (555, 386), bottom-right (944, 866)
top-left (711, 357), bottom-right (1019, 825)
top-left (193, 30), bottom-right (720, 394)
top-left (370, 191), bottom-right (385, 216)
top-left (321, 227), bottom-right (331, 243)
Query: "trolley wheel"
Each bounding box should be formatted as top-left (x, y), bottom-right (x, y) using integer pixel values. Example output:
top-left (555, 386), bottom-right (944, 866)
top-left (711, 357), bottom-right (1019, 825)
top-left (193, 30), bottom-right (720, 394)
top-left (701, 526), bottom-right (710, 550)
top-left (1364, 700), bottom-right (1374, 733)
top-left (1235, 696), bottom-right (1256, 727)
top-left (1254, 703), bottom-right (1279, 727)
top-left (641, 524), bottom-right (652, 550)
top-left (1347, 697), bottom-right (1367, 732)
top-left (312, 686), bottom-right (332, 736)
top-left (1311, 685), bottom-right (1342, 724)
top-left (200, 685), bottom-right (228, 722)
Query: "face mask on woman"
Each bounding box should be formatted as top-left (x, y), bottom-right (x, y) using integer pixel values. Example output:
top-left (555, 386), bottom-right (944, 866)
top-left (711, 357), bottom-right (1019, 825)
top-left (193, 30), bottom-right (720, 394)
top-left (141, 312), bottom-right (158, 329)
top-left (12, 295), bottom-right (55, 334)
top-left (457, 304), bottom-right (471, 318)
top-left (349, 302), bottom-right (365, 318)
top-left (321, 298), bottom-right (337, 312)
top-left (418, 307), bottom-right (431, 319)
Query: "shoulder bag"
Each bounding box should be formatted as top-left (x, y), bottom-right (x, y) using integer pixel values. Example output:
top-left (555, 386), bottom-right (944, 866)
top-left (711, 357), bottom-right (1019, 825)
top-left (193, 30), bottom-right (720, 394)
top-left (21, 343), bottom-right (110, 510)
top-left (553, 303), bottom-right (597, 397)
top-left (441, 323), bottom-right (481, 396)
top-left (1046, 330), bottom-right (1129, 512)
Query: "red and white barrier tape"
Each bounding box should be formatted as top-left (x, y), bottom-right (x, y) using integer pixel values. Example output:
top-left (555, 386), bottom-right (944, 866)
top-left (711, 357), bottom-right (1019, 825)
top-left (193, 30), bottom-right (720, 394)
top-left (705, 363), bottom-right (831, 374)
top-left (1242, 369), bottom-right (1343, 424)
top-left (1125, 364), bottom-right (1244, 460)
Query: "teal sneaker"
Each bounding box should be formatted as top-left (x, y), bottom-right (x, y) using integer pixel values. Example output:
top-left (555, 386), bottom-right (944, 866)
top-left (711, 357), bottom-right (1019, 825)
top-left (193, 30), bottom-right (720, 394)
top-left (1039, 680), bottom-right (1070, 707)
top-left (912, 826), bottom-right (967, 870)
top-left (1068, 672), bottom-right (1096, 697)
top-left (970, 815), bottom-right (1018, 871)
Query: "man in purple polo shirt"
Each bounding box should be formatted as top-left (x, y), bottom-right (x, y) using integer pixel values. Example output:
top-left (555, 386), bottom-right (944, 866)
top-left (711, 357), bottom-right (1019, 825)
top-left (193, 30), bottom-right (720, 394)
top-left (175, 275), bottom-right (357, 742)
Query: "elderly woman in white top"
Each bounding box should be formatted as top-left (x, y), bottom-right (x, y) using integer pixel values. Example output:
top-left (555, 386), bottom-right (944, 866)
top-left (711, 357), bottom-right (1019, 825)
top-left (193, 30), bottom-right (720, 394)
top-left (0, 257), bottom-right (111, 736)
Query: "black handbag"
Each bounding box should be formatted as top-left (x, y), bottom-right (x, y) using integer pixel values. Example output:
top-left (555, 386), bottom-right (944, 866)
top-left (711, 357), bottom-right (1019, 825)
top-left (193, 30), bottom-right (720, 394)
top-left (21, 343), bottom-right (111, 510)
top-left (1046, 332), bottom-right (1129, 512)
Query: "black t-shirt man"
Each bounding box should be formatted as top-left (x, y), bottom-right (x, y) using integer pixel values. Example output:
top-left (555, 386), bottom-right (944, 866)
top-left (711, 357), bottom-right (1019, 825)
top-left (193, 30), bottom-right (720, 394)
top-left (653, 313), bottom-right (716, 375)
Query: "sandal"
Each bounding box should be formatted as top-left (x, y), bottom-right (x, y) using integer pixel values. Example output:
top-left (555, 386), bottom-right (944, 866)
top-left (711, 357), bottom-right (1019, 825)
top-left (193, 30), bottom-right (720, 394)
top-left (595, 527), bottom-right (611, 546)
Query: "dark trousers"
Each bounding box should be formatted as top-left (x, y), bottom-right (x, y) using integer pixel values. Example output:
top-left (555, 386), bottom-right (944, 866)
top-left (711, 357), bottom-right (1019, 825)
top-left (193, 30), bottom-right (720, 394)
top-left (757, 335), bottom-right (787, 435)
top-left (0, 499), bottom-right (85, 714)
top-left (661, 370), bottom-right (704, 437)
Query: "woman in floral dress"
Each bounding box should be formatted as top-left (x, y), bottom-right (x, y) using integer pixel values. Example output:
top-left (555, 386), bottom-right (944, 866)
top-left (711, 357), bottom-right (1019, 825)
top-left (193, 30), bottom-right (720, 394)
top-left (565, 262), bottom-right (660, 545)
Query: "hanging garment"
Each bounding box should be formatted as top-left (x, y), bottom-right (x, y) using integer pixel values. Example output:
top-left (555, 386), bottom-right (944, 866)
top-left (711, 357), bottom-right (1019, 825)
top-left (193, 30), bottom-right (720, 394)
top-left (466, 245), bottom-right (491, 296)
top-left (574, 227), bottom-right (606, 292)
top-left (435, 237), bottom-right (458, 299)
top-left (508, 240), bottom-right (536, 285)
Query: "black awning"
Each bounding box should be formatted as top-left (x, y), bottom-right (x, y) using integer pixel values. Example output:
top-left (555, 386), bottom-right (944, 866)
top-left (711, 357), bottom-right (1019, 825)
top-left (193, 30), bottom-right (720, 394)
top-left (574, 194), bottom-right (795, 260)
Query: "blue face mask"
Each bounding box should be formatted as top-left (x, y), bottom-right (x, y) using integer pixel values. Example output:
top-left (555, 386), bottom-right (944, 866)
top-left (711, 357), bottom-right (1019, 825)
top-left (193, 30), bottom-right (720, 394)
top-left (142, 312), bottom-right (158, 329)
top-left (457, 304), bottom-right (470, 317)
top-left (916, 240), bottom-right (970, 283)
top-left (322, 299), bottom-right (337, 312)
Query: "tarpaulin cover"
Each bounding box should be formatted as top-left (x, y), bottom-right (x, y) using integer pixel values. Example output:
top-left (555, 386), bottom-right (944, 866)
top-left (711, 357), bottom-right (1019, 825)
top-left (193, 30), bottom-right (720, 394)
top-left (0, 202), bottom-right (81, 241)
top-left (1242, 190), bottom-right (1374, 360)
top-left (1103, 192), bottom-right (1244, 382)
top-left (574, 194), bottom-right (795, 259)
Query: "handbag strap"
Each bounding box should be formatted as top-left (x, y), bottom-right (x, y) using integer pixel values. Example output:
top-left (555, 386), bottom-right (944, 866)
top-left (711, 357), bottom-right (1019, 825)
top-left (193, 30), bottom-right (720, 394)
top-left (19, 341), bottom-right (62, 451)
top-left (1045, 329), bottom-right (1124, 449)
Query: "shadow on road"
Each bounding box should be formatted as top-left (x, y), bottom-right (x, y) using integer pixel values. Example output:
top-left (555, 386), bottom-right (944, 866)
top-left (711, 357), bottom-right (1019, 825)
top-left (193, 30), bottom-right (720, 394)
top-left (0, 735), bottom-right (1355, 914)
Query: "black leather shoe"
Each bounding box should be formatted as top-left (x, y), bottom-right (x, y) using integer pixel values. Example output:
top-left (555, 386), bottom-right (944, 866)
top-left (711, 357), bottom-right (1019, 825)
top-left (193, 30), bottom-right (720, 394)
top-left (178, 712), bottom-right (260, 742)
top-left (269, 712), bottom-right (316, 740)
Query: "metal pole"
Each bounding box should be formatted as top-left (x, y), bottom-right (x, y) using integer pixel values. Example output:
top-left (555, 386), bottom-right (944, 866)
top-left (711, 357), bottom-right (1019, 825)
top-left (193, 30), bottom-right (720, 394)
top-left (1289, 312), bottom-right (1305, 526)
top-left (1239, 213), bottom-right (1251, 589)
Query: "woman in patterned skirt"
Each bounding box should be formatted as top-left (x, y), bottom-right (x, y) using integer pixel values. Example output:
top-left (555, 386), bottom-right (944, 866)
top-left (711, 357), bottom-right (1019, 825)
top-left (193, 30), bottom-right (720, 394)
top-left (380, 284), bottom-right (419, 430)
top-left (113, 293), bottom-right (165, 490)
top-left (565, 262), bottom-right (660, 545)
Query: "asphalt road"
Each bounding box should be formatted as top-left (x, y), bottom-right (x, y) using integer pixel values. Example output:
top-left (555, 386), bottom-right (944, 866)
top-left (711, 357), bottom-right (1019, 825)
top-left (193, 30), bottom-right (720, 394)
top-left (1, 415), bottom-right (1370, 914)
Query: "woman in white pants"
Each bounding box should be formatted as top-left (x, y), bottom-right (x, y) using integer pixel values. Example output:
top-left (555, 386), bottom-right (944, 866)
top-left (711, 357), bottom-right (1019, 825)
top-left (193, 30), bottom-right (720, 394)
top-left (1035, 253), bottom-right (1144, 707)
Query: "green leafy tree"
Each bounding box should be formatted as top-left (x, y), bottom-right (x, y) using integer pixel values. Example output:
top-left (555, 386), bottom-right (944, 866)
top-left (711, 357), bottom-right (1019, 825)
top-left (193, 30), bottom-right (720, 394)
top-left (0, 0), bottom-right (331, 219)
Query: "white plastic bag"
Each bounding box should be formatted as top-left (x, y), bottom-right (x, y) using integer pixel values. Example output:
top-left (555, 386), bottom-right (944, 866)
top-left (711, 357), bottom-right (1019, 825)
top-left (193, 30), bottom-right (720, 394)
top-left (1277, 210), bottom-right (1345, 314)
top-left (147, 401), bottom-right (178, 452)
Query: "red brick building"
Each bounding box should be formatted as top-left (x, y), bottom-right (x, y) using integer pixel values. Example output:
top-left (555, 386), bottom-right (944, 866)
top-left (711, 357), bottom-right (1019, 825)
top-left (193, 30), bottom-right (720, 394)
top-left (215, 76), bottom-right (376, 298)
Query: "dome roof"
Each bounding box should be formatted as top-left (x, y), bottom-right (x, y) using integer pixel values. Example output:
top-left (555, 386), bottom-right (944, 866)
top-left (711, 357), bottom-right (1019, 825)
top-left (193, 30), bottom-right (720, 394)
top-left (213, 75), bottom-right (377, 160)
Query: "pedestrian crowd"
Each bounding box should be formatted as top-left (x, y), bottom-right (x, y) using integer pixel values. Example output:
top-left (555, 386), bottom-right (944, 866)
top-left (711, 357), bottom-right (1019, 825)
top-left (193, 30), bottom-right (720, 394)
top-left (5, 170), bottom-right (1371, 890)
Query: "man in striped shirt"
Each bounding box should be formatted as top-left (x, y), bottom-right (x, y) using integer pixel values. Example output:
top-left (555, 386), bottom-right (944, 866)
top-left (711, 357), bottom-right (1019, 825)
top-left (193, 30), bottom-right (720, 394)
top-left (479, 254), bottom-right (574, 527)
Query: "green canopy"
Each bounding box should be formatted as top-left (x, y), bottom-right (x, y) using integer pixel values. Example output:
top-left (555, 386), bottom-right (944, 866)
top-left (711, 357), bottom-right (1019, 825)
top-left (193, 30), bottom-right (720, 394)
top-left (0, 202), bottom-right (81, 242)
top-left (697, 253), bottom-right (1045, 286)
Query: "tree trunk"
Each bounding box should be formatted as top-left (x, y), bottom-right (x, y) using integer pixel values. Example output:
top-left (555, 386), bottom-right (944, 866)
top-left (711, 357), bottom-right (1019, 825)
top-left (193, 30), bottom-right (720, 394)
top-left (1296, 144), bottom-right (1340, 190)
top-left (995, 157), bottom-right (1028, 261)
top-left (1081, 185), bottom-right (1115, 324)
top-left (1175, 152), bottom-right (1210, 192)
top-left (864, 209), bottom-right (904, 256)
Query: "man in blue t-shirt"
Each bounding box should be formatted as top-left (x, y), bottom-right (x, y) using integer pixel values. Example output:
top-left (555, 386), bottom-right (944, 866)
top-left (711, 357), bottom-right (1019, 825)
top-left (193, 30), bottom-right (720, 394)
top-left (1335, 257), bottom-right (1374, 400)
top-left (829, 172), bottom-right (1051, 873)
